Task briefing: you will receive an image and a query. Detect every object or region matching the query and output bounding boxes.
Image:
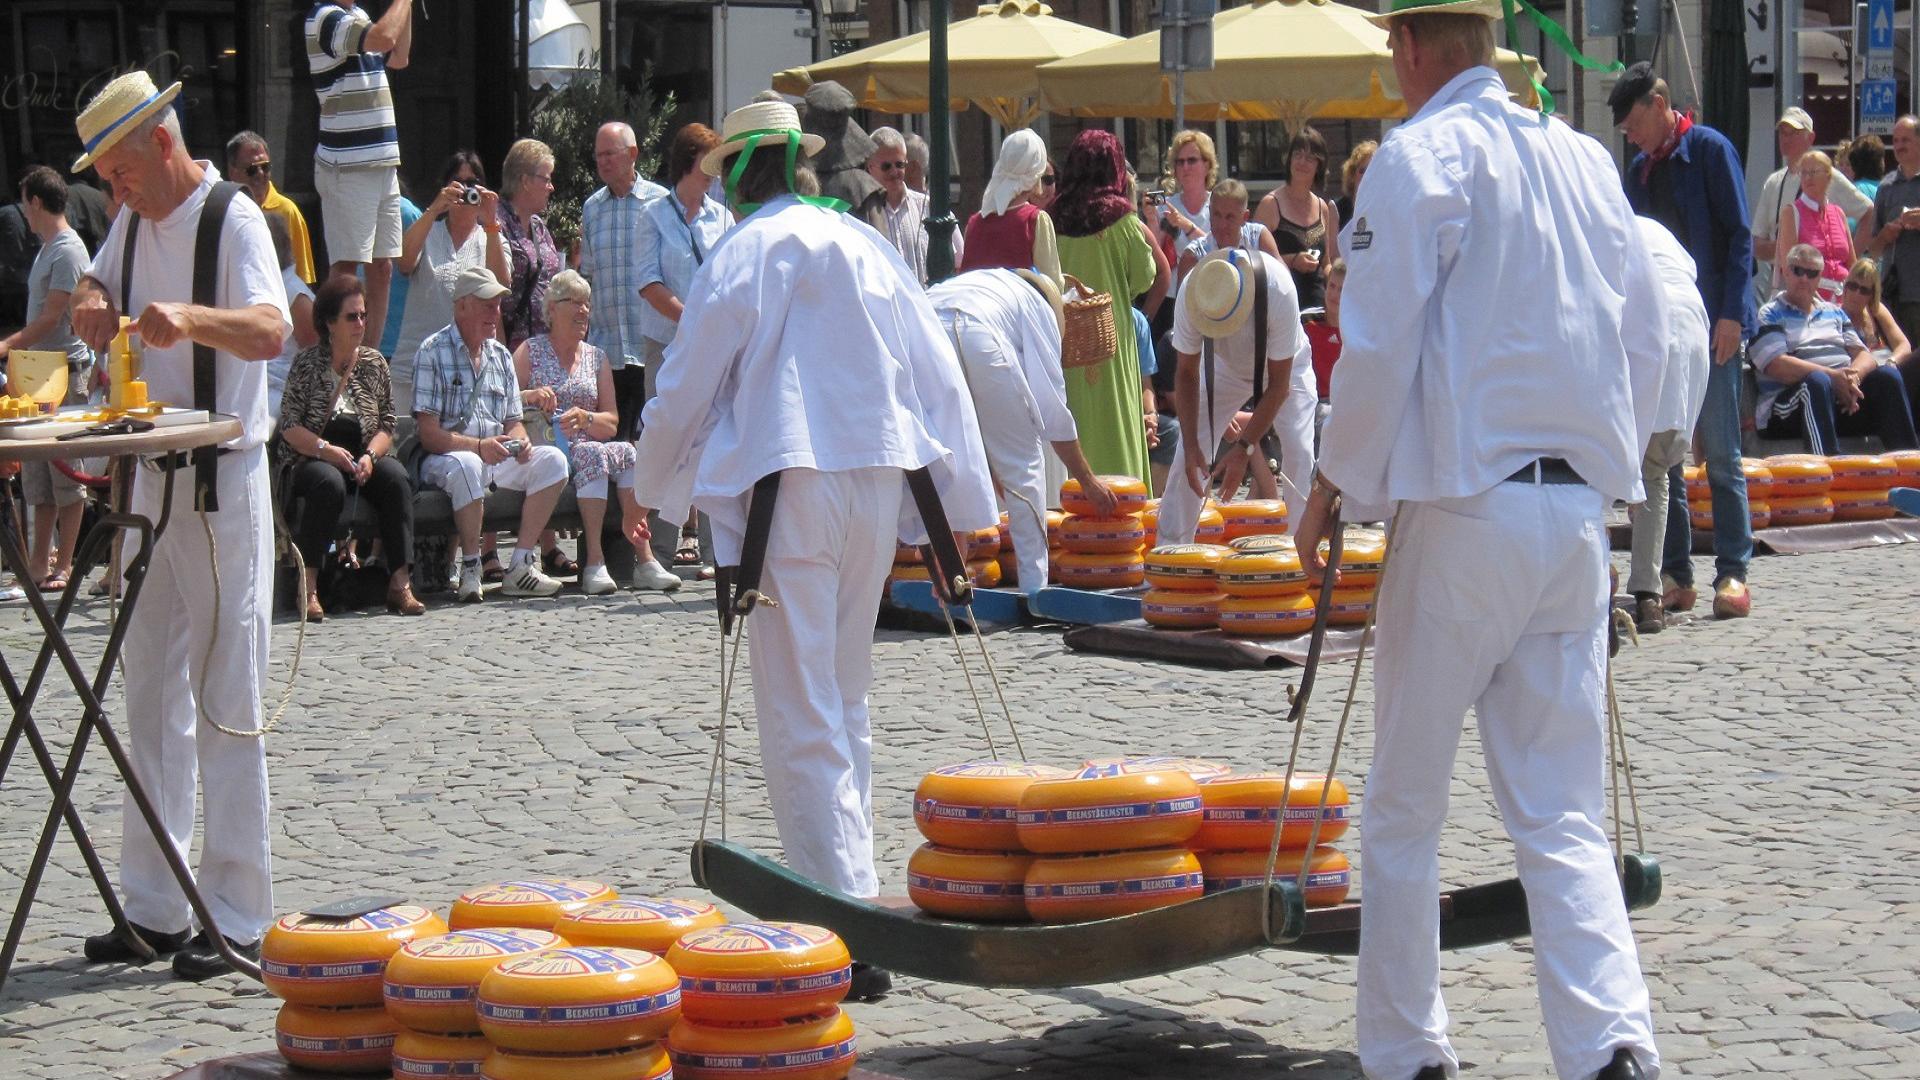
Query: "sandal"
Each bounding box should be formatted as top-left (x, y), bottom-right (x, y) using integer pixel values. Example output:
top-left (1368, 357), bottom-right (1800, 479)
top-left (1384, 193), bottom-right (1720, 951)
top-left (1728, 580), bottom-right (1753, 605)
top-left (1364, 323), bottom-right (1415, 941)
top-left (39, 572), bottom-right (69, 593)
top-left (480, 553), bottom-right (506, 584)
top-left (542, 547), bottom-right (580, 577)
top-left (674, 535), bottom-right (702, 566)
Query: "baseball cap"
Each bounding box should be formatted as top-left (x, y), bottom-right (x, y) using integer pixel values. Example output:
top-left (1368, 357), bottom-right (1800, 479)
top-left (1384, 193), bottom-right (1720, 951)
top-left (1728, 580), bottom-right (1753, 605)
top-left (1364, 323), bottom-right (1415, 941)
top-left (452, 266), bottom-right (510, 302)
top-left (1778, 107), bottom-right (1813, 132)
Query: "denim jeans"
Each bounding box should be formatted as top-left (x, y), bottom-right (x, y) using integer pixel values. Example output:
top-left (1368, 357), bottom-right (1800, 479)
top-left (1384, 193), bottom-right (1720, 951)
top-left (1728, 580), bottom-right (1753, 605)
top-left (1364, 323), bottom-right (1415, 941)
top-left (1662, 351), bottom-right (1751, 587)
top-left (1758, 365), bottom-right (1920, 453)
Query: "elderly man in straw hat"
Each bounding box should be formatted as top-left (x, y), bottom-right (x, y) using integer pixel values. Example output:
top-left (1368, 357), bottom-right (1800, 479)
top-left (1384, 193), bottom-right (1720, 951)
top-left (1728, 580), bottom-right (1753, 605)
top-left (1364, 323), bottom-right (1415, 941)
top-left (630, 99), bottom-right (996, 997)
top-left (927, 267), bottom-right (1118, 594)
top-left (1153, 246), bottom-right (1306, 547)
top-left (1291, 1), bottom-right (1670, 1077)
top-left (64, 71), bottom-right (291, 981)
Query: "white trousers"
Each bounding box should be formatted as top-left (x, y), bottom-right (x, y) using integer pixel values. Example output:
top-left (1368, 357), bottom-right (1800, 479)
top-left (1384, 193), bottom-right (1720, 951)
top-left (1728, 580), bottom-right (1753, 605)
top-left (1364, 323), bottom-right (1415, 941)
top-left (119, 447), bottom-right (275, 943)
top-left (1357, 482), bottom-right (1658, 1080)
top-left (747, 467), bottom-right (902, 898)
top-left (1271, 364), bottom-right (1317, 511)
top-left (1155, 364), bottom-right (1313, 544)
top-left (419, 444), bottom-right (570, 513)
top-left (944, 311), bottom-right (1052, 595)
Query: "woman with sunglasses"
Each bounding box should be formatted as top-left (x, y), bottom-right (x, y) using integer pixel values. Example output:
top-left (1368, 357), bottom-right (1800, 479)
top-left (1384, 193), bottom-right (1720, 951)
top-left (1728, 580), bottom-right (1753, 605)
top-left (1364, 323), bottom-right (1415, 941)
top-left (1774, 151), bottom-right (1853, 299)
top-left (277, 274), bottom-right (423, 620)
top-left (1838, 258), bottom-right (1912, 365)
top-left (1146, 130), bottom-right (1217, 258)
top-left (959, 130), bottom-right (1062, 286)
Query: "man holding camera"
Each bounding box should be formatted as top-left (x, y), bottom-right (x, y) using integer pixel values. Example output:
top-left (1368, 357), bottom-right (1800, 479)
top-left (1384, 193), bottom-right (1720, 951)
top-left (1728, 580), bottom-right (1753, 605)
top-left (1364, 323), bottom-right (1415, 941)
top-left (412, 266), bottom-right (569, 601)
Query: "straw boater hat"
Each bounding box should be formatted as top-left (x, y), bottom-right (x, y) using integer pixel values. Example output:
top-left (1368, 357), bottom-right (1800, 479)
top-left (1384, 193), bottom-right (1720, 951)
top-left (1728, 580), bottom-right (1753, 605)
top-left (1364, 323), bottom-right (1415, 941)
top-left (701, 101), bottom-right (827, 178)
top-left (1364, 0), bottom-right (1503, 28)
top-left (71, 70), bottom-right (183, 173)
top-left (1013, 268), bottom-right (1065, 336)
top-left (1183, 250), bottom-right (1257, 339)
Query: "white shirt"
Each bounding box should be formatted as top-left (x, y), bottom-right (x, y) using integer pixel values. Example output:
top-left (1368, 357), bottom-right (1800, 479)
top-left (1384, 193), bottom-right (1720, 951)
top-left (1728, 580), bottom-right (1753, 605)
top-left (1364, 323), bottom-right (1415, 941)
top-left (1172, 250), bottom-right (1309, 445)
top-left (269, 265), bottom-right (315, 419)
top-left (1324, 67), bottom-right (1667, 506)
top-left (633, 195), bottom-right (997, 560)
top-left (395, 219), bottom-right (489, 363)
top-left (1636, 218), bottom-right (1711, 436)
top-left (927, 269), bottom-right (1077, 442)
top-left (87, 163), bottom-right (292, 449)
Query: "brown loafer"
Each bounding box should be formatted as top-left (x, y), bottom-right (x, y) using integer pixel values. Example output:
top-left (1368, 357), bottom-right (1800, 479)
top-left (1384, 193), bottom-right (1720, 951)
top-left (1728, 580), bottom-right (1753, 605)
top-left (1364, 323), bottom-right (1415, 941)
top-left (386, 584), bottom-right (425, 616)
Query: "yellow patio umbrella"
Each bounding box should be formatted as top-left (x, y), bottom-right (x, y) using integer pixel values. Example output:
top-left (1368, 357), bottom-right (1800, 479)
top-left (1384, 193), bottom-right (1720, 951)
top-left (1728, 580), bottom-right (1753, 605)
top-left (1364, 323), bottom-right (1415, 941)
top-left (1036, 0), bottom-right (1547, 124)
top-left (771, 0), bottom-right (1126, 128)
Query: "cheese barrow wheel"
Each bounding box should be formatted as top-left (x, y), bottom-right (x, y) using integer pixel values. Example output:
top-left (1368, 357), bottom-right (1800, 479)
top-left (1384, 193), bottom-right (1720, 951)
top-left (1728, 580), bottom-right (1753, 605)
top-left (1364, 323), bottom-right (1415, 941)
top-left (1142, 544), bottom-right (1229, 590)
top-left (384, 929), bottom-right (568, 1034)
top-left (1142, 587), bottom-right (1225, 629)
top-left (964, 526), bottom-right (1002, 561)
top-left (1227, 533), bottom-right (1295, 554)
top-left (1054, 551), bottom-right (1145, 590)
top-left (1320, 585), bottom-right (1374, 628)
top-left (669, 1010), bottom-right (859, 1080)
top-left (1022, 848), bottom-right (1205, 923)
top-left (666, 923), bottom-right (852, 1023)
top-left (1217, 499), bottom-right (1289, 540)
top-left (1828, 453), bottom-right (1899, 491)
top-left (393, 1030), bottom-right (491, 1078)
top-left (914, 761), bottom-right (1073, 850)
top-left (1060, 474), bottom-right (1151, 516)
top-left (480, 1044), bottom-right (673, 1080)
top-left (1217, 592), bottom-right (1317, 637)
top-left (1831, 488), bottom-right (1894, 521)
top-left (1199, 846), bottom-right (1352, 908)
top-left (450, 879), bottom-right (618, 931)
top-left (1335, 533), bottom-right (1386, 589)
top-left (260, 903), bottom-right (447, 1006)
top-left (906, 844), bottom-right (1033, 921)
top-left (1015, 769), bottom-right (1203, 853)
top-left (1194, 772), bottom-right (1351, 851)
top-left (1769, 493), bottom-right (1835, 526)
top-left (274, 1002), bottom-right (398, 1074)
top-left (1764, 454), bottom-right (1834, 495)
top-left (477, 946), bottom-right (682, 1051)
top-left (1216, 549), bottom-right (1308, 599)
top-left (555, 898), bottom-right (727, 955)
top-left (1059, 513), bottom-right (1147, 554)
top-left (1078, 756), bottom-right (1234, 783)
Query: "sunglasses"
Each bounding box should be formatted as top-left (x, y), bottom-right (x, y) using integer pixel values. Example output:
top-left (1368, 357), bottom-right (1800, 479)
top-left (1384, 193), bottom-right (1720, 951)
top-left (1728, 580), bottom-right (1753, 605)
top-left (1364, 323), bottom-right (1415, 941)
top-left (1041, 174), bottom-right (1056, 186)
top-left (1175, 156), bottom-right (1205, 166)
top-left (877, 161), bottom-right (908, 172)
top-left (244, 161), bottom-right (271, 178)
top-left (339, 311), bottom-right (368, 324)
top-left (1788, 265), bottom-right (1822, 280)
top-left (1843, 280), bottom-right (1873, 294)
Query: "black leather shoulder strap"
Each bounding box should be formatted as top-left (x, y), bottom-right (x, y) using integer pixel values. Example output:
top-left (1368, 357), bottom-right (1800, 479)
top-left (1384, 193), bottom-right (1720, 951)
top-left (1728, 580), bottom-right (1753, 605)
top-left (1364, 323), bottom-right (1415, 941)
top-left (119, 212), bottom-right (141, 317)
top-left (906, 466), bottom-right (972, 607)
top-left (718, 471), bottom-right (785, 636)
top-left (1252, 251), bottom-right (1268, 403)
top-left (190, 180), bottom-right (243, 511)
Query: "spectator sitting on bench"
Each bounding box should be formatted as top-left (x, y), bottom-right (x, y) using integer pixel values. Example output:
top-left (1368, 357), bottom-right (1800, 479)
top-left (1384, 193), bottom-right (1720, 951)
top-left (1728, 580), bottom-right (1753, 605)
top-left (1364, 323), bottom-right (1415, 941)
top-left (1752, 243), bottom-right (1920, 453)
top-left (413, 266), bottom-right (570, 602)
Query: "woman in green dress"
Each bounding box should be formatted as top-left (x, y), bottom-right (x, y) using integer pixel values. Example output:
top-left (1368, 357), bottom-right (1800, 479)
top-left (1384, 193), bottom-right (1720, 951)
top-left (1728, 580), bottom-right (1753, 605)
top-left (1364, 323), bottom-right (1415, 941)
top-left (1052, 130), bottom-right (1168, 489)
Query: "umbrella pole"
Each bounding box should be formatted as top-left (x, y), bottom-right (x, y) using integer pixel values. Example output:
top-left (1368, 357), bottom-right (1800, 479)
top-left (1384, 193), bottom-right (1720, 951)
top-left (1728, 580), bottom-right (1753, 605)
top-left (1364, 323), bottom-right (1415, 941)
top-left (927, 0), bottom-right (957, 284)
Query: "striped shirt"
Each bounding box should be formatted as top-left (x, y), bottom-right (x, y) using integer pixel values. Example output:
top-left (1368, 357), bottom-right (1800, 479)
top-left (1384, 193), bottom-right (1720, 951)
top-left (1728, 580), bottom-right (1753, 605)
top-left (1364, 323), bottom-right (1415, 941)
top-left (410, 323), bottom-right (522, 438)
top-left (577, 175), bottom-right (667, 368)
top-left (1750, 294), bottom-right (1865, 427)
top-left (305, 2), bottom-right (400, 169)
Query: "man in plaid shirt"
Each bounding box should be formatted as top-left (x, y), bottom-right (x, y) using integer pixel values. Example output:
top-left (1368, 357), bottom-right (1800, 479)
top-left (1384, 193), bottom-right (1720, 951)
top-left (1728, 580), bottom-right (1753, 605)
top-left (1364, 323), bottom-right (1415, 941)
top-left (578, 121), bottom-right (667, 439)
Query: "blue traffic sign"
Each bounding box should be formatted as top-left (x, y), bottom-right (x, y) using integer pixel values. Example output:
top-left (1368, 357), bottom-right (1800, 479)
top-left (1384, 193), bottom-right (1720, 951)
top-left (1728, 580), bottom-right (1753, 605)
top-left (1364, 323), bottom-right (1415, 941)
top-left (1869, 0), bottom-right (1895, 54)
top-left (1863, 78), bottom-right (1897, 135)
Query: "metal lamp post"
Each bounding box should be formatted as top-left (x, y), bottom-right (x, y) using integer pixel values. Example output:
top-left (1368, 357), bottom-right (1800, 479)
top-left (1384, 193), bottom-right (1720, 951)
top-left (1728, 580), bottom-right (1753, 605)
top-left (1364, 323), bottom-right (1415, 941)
top-left (926, 0), bottom-right (957, 282)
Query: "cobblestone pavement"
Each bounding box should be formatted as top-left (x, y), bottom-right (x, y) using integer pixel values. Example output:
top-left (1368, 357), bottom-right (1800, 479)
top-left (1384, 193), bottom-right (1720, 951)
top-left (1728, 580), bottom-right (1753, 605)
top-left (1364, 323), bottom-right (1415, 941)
top-left (1, 541), bottom-right (1918, 1078)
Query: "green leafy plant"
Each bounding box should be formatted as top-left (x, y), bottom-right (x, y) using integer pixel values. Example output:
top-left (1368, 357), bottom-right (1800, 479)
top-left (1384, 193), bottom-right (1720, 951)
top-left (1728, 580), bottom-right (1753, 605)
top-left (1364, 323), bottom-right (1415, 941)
top-left (529, 54), bottom-right (675, 252)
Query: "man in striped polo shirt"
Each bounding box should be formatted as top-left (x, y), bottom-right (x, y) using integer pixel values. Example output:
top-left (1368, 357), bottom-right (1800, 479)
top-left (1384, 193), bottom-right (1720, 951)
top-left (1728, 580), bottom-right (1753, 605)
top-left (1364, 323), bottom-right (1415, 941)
top-left (1752, 243), bottom-right (1920, 453)
top-left (305, 0), bottom-right (413, 353)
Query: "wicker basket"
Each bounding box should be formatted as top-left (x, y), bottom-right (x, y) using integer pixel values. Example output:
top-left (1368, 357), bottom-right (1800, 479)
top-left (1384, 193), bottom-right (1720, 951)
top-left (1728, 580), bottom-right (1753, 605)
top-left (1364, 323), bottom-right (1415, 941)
top-left (1059, 273), bottom-right (1117, 372)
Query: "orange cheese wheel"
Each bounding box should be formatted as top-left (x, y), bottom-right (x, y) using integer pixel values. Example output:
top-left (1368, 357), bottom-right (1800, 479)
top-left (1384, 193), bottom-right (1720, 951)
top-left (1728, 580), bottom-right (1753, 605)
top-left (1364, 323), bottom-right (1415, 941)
top-left (906, 844), bottom-right (1033, 921)
top-left (385, 929), bottom-right (568, 1034)
top-left (261, 904), bottom-right (447, 1006)
top-left (1769, 493), bottom-right (1835, 525)
top-left (1681, 464), bottom-right (1708, 501)
top-left (1739, 459), bottom-right (1775, 502)
top-left (1060, 474), bottom-right (1151, 516)
top-left (1022, 848), bottom-right (1205, 923)
top-left (669, 1010), bottom-right (859, 1080)
top-left (450, 879), bottom-right (618, 931)
top-left (666, 923), bottom-right (852, 1024)
top-left (1044, 510), bottom-right (1068, 548)
top-left (1142, 544), bottom-right (1229, 590)
top-left (1078, 756), bottom-right (1234, 783)
top-left (1142, 588), bottom-right (1224, 629)
top-left (1831, 488), bottom-right (1894, 520)
top-left (1335, 534), bottom-right (1386, 589)
top-left (1889, 449), bottom-right (1920, 485)
top-left (1137, 498), bottom-right (1159, 533)
top-left (1227, 533), bottom-right (1295, 554)
top-left (1750, 500), bottom-right (1772, 530)
top-left (1194, 773), bottom-right (1351, 851)
top-left (1059, 514), bottom-right (1147, 554)
top-left (394, 1030), bottom-right (491, 1079)
top-left (1687, 501), bottom-right (1712, 532)
top-left (1217, 499), bottom-right (1289, 540)
top-left (893, 541), bottom-right (922, 566)
top-left (915, 761), bottom-right (1073, 850)
top-left (1764, 455), bottom-right (1834, 495)
top-left (1218, 592), bottom-right (1317, 637)
top-left (555, 899), bottom-right (727, 956)
top-left (1194, 508), bottom-right (1227, 543)
top-left (480, 1043), bottom-right (673, 1080)
top-left (1828, 454), bottom-right (1899, 490)
top-left (964, 526), bottom-right (1002, 561)
top-left (477, 946), bottom-right (681, 1052)
top-left (997, 549), bottom-right (1020, 587)
top-left (1199, 846), bottom-right (1352, 908)
top-left (1216, 549), bottom-right (1308, 598)
top-left (275, 1002), bottom-right (398, 1074)
top-left (1015, 769), bottom-right (1202, 854)
top-left (1054, 551), bottom-right (1145, 590)
top-left (1319, 585), bottom-right (1375, 628)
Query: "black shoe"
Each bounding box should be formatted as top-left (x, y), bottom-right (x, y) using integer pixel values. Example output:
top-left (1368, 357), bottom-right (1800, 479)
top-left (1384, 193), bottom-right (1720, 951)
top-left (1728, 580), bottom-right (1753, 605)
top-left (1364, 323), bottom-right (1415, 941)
top-left (83, 922), bottom-right (190, 963)
top-left (1411, 1067), bottom-right (1448, 1080)
top-left (846, 961), bottom-right (892, 1003)
top-left (1632, 592), bottom-right (1664, 635)
top-left (1595, 1048), bottom-right (1644, 1080)
top-left (170, 932), bottom-right (260, 982)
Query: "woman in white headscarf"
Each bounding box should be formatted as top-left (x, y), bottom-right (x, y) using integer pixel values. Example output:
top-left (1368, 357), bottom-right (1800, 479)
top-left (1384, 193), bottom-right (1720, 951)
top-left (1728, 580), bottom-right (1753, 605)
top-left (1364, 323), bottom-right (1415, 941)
top-left (959, 129), bottom-right (1061, 287)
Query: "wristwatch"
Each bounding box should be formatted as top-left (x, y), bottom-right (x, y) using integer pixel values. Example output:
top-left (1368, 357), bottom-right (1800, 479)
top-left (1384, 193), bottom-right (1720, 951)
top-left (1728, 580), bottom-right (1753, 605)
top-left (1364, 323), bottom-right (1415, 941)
top-left (315, 439), bottom-right (330, 454)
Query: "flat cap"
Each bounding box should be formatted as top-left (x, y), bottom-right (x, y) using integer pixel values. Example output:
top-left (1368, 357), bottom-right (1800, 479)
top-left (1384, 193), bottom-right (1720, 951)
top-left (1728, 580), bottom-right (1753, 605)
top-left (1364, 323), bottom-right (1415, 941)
top-left (1608, 61), bottom-right (1657, 125)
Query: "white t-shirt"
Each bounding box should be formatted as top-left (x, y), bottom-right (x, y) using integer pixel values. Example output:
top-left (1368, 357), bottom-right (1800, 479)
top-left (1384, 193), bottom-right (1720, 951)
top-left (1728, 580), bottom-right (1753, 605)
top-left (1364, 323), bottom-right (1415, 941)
top-left (268, 265), bottom-right (315, 420)
top-left (394, 219), bottom-right (489, 364)
top-left (86, 163), bottom-right (291, 449)
top-left (1172, 249), bottom-right (1308, 409)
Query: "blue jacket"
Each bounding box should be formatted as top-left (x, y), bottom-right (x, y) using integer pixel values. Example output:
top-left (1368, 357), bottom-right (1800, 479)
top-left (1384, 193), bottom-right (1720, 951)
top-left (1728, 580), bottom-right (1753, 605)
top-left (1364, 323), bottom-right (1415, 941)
top-left (1624, 124), bottom-right (1757, 336)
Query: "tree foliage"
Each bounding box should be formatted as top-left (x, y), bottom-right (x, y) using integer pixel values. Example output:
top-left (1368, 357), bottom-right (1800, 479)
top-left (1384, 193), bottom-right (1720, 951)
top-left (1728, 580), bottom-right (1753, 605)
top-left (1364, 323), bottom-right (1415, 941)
top-left (529, 55), bottom-right (675, 251)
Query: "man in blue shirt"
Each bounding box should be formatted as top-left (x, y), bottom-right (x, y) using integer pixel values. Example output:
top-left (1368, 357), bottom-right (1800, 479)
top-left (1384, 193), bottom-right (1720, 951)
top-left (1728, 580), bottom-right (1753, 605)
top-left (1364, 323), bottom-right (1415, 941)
top-left (1614, 62), bottom-right (1756, 620)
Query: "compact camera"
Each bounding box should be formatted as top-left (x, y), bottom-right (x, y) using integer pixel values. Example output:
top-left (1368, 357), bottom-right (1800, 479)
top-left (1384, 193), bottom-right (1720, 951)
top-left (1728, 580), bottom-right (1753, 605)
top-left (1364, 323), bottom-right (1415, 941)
top-left (500, 438), bottom-right (526, 456)
top-left (459, 183), bottom-right (483, 205)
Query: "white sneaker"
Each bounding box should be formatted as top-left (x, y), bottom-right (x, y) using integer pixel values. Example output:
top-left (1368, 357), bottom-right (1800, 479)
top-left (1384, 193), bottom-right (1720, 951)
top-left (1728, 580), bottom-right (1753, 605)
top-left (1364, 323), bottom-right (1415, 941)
top-left (457, 562), bottom-right (484, 603)
top-left (501, 558), bottom-right (563, 598)
top-left (630, 560), bottom-right (682, 592)
top-left (581, 564), bottom-right (617, 596)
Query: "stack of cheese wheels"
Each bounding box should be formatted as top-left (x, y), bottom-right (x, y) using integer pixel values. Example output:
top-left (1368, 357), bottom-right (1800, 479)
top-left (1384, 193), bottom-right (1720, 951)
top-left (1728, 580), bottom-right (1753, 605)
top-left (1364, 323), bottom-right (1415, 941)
top-left (476, 946), bottom-right (681, 1068)
top-left (1764, 454), bottom-right (1836, 525)
top-left (1312, 530), bottom-right (1384, 629)
top-left (1828, 454), bottom-right (1898, 520)
top-left (1141, 543), bottom-right (1231, 629)
top-left (1216, 541), bottom-right (1312, 637)
top-left (1690, 460), bottom-right (1774, 530)
top-left (262, 904), bottom-right (445, 1074)
top-left (1139, 501), bottom-right (1226, 544)
top-left (1016, 766), bottom-right (1205, 922)
top-left (1045, 510), bottom-right (1068, 583)
top-left (909, 762), bottom-right (1069, 921)
top-left (1194, 772), bottom-right (1354, 908)
top-left (1891, 449), bottom-right (1920, 488)
top-left (1061, 475), bottom-right (1153, 517)
top-left (481, 1042), bottom-right (673, 1080)
top-left (666, 923), bottom-right (858, 1080)
top-left (450, 879), bottom-right (618, 931)
top-left (1216, 499), bottom-right (1289, 541)
top-left (555, 898), bottom-right (728, 956)
top-left (386, 928), bottom-right (566, 1074)
top-left (1057, 475), bottom-right (1151, 590)
top-left (893, 557), bottom-right (1002, 590)
top-left (996, 514), bottom-right (1019, 587)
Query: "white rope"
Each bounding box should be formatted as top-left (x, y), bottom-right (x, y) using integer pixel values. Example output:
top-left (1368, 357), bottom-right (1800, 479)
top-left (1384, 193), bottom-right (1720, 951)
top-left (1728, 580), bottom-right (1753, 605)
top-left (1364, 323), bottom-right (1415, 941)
top-left (1605, 610), bottom-right (1647, 856)
top-left (697, 617), bottom-right (752, 847)
top-left (938, 584), bottom-right (1001, 760)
